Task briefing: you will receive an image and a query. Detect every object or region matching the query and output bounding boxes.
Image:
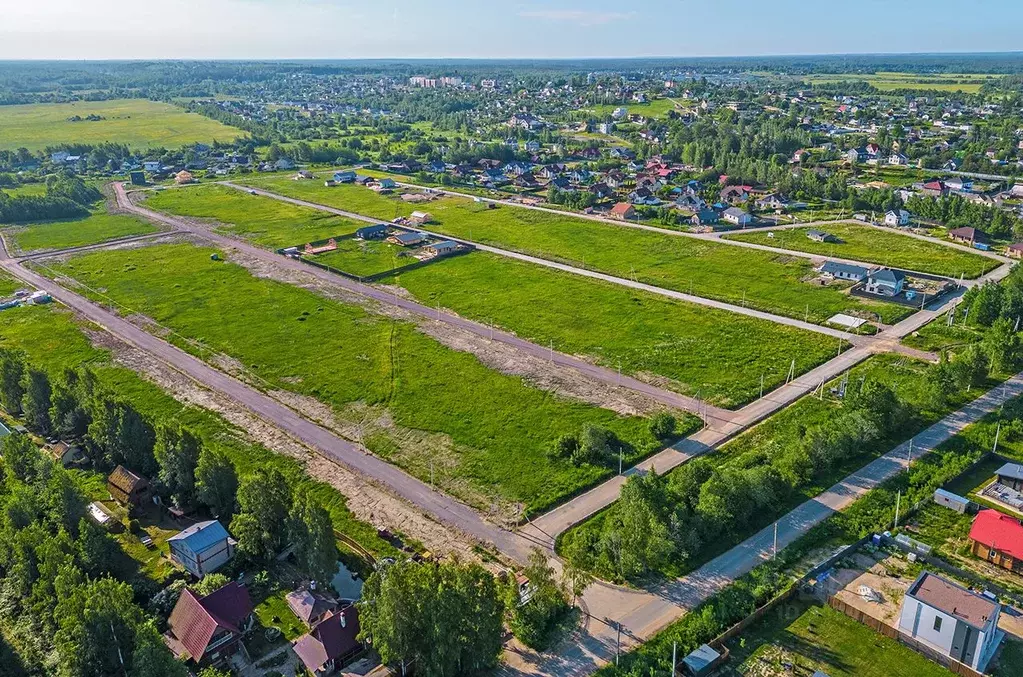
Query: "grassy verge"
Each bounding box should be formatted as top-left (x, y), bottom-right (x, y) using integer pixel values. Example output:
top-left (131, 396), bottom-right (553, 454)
top-left (233, 175), bottom-right (908, 325)
top-left (724, 224), bottom-right (995, 279)
top-left (37, 242), bottom-right (671, 517)
top-left (3, 206), bottom-right (159, 254)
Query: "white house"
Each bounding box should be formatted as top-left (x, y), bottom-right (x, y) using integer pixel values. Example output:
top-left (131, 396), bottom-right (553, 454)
top-left (143, 161), bottom-right (161, 172)
top-left (722, 207), bottom-right (752, 227)
top-left (864, 268), bottom-right (905, 297)
top-left (884, 209), bottom-right (911, 227)
top-left (898, 572), bottom-right (1003, 673)
top-left (168, 520), bottom-right (236, 578)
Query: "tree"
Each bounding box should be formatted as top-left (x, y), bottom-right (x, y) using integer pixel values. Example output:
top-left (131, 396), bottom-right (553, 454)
top-left (982, 317), bottom-right (1022, 374)
top-left (0, 349), bottom-right (25, 415)
top-left (648, 412), bottom-right (677, 440)
top-left (154, 424), bottom-right (201, 509)
top-left (290, 491), bottom-right (338, 588)
top-left (508, 549), bottom-right (570, 650)
top-left (952, 345), bottom-right (990, 391)
top-left (129, 621), bottom-right (189, 677)
top-left (598, 472), bottom-right (673, 580)
top-left (2, 433), bottom-right (41, 481)
top-left (573, 424), bottom-right (619, 466)
top-left (50, 370), bottom-right (89, 439)
top-left (195, 448), bottom-right (238, 520)
top-left (191, 573), bottom-right (230, 597)
top-left (232, 468), bottom-right (292, 561)
top-left (359, 559), bottom-right (503, 676)
top-left (547, 433), bottom-right (578, 461)
top-left (21, 368), bottom-right (52, 435)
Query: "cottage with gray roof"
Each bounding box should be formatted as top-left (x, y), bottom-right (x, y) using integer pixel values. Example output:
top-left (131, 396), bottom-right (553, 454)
top-left (864, 268), bottom-right (905, 297)
top-left (996, 462), bottom-right (1023, 491)
top-left (819, 261), bottom-right (869, 282)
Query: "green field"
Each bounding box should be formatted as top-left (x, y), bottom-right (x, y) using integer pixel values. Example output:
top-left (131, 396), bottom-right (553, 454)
top-left (41, 242), bottom-right (679, 517)
top-left (582, 98), bottom-right (684, 119)
top-left (235, 176), bottom-right (907, 325)
top-left (142, 184), bottom-right (363, 249)
top-left (0, 302), bottom-right (401, 567)
top-left (0, 99), bottom-right (246, 151)
top-left (805, 72), bottom-right (996, 93)
top-left (724, 224), bottom-right (995, 279)
top-left (727, 602), bottom-right (955, 677)
top-left (314, 238), bottom-right (423, 278)
top-left (0, 183), bottom-right (48, 197)
top-left (3, 206), bottom-right (159, 254)
top-left (140, 183), bottom-right (840, 408)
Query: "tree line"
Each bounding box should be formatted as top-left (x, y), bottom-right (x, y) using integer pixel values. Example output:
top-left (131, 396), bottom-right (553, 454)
top-left (0, 175), bottom-right (101, 224)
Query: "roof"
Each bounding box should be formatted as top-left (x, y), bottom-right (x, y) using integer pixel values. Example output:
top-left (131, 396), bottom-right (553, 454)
top-left (949, 226), bottom-right (981, 240)
top-left (807, 229), bottom-right (829, 238)
top-left (429, 240), bottom-right (458, 251)
top-left (292, 606), bottom-right (361, 673)
top-left (168, 520), bottom-right (230, 554)
top-left (167, 583), bottom-right (253, 662)
top-left (682, 644), bottom-right (721, 674)
top-left (996, 462), bottom-right (1023, 481)
top-left (391, 232), bottom-right (425, 245)
top-left (969, 509), bottom-right (1023, 561)
top-left (723, 207), bottom-right (748, 218)
top-left (869, 268), bottom-right (905, 285)
top-left (356, 224), bottom-right (388, 234)
top-left (108, 465), bottom-right (147, 494)
top-left (821, 261), bottom-right (868, 278)
top-left (286, 589), bottom-right (338, 626)
top-left (610, 202), bottom-right (634, 215)
top-left (1008, 243), bottom-right (1023, 252)
top-left (907, 572), bottom-right (997, 628)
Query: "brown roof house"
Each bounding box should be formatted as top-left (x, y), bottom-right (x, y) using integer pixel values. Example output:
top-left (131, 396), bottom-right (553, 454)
top-left (292, 603), bottom-right (363, 676)
top-left (165, 582), bottom-right (254, 667)
top-left (107, 465), bottom-right (150, 508)
top-left (609, 202), bottom-right (636, 220)
top-left (286, 587), bottom-right (340, 629)
top-left (1007, 243), bottom-right (1023, 260)
top-left (948, 226), bottom-right (984, 246)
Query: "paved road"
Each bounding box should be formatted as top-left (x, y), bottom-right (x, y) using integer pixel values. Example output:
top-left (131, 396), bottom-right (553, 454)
top-left (117, 184), bottom-right (736, 428)
top-left (0, 236), bottom-right (539, 565)
top-left (500, 369), bottom-right (1023, 676)
top-left (223, 182), bottom-right (864, 344)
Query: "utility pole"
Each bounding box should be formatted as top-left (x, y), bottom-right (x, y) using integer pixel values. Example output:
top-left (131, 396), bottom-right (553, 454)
top-left (894, 490), bottom-right (901, 529)
top-left (672, 642), bottom-right (677, 676)
top-left (993, 421), bottom-right (1002, 453)
top-left (773, 522), bottom-right (778, 559)
top-left (907, 438), bottom-right (913, 466)
top-left (616, 622), bottom-right (621, 666)
top-left (760, 373), bottom-right (765, 399)
top-left (619, 447), bottom-right (623, 475)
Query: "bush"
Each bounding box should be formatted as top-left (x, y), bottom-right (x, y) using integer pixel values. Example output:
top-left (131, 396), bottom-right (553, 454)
top-left (573, 424), bottom-right (619, 467)
top-left (548, 433), bottom-right (579, 461)
top-left (128, 519), bottom-right (141, 534)
top-left (648, 412), bottom-right (677, 440)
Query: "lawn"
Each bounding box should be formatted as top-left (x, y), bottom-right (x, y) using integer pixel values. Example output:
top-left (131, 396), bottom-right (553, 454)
top-left (2, 207), bottom-right (159, 254)
top-left (901, 314), bottom-right (986, 353)
top-left (141, 183), bottom-right (841, 409)
top-left (390, 252), bottom-right (840, 408)
top-left (42, 242), bottom-right (674, 517)
top-left (142, 184), bottom-right (363, 249)
top-left (0, 99), bottom-right (246, 151)
top-left (314, 237), bottom-right (422, 278)
top-left (0, 303), bottom-right (401, 563)
top-left (558, 353), bottom-right (999, 580)
top-left (235, 175), bottom-right (908, 325)
top-left (727, 602), bottom-right (955, 677)
top-left (582, 98), bottom-right (684, 119)
top-left (724, 224), bottom-right (995, 279)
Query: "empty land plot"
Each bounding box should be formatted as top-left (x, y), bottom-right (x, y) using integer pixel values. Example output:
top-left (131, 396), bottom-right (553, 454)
top-left (142, 183), bottom-right (363, 249)
top-left (236, 175), bottom-right (908, 325)
top-left (3, 207), bottom-right (159, 254)
top-left (42, 243), bottom-right (677, 517)
top-left (388, 252), bottom-right (839, 408)
top-left (314, 238), bottom-right (424, 278)
top-left (724, 224), bottom-right (995, 278)
top-left (0, 99), bottom-right (246, 151)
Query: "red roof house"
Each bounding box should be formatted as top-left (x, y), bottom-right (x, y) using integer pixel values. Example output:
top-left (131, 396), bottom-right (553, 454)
top-left (609, 202), bottom-right (637, 220)
top-left (292, 604), bottom-right (363, 676)
top-left (165, 582), bottom-right (254, 666)
top-left (969, 509), bottom-right (1023, 573)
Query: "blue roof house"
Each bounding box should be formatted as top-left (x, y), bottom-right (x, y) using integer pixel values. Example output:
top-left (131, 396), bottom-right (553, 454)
top-left (168, 520), bottom-right (237, 578)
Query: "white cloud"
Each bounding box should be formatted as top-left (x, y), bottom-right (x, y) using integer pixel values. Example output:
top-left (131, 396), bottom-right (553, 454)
top-left (518, 9), bottom-right (636, 27)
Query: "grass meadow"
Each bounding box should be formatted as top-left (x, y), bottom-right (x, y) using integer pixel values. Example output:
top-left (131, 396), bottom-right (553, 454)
top-left (3, 207), bottom-right (159, 254)
top-left (725, 224), bottom-right (995, 279)
top-left (236, 175), bottom-right (907, 324)
top-left (142, 183), bottom-right (841, 408)
top-left (41, 242), bottom-right (679, 516)
top-left (0, 99), bottom-right (246, 151)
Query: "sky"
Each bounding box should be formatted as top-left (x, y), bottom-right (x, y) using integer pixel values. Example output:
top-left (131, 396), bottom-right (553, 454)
top-left (2, 0), bottom-right (1023, 60)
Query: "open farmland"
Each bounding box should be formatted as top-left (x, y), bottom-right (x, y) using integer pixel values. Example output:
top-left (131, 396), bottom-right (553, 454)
top-left (724, 223), bottom-right (995, 278)
top-left (142, 184), bottom-right (363, 249)
top-left (39, 242), bottom-right (680, 518)
top-left (140, 184), bottom-right (840, 408)
top-left (0, 99), bottom-right (246, 151)
top-left (236, 175), bottom-right (908, 324)
top-left (2, 206), bottom-right (159, 254)
top-left (803, 71), bottom-right (997, 93)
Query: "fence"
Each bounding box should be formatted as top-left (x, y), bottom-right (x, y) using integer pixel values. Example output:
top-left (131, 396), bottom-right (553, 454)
top-left (335, 529), bottom-right (376, 566)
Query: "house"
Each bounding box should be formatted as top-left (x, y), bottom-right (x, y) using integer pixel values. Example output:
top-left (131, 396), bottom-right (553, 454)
top-left (168, 520), bottom-right (236, 578)
top-left (756, 194), bottom-right (791, 211)
top-left (275, 158), bottom-right (295, 171)
top-left (690, 209), bottom-right (719, 226)
top-left (388, 231), bottom-right (427, 247)
top-left (889, 152), bottom-right (909, 166)
top-left (524, 140), bottom-right (541, 153)
top-left (898, 572), bottom-right (1002, 673)
top-left (376, 178), bottom-right (396, 190)
top-left (410, 211), bottom-right (433, 225)
top-left (286, 588), bottom-right (340, 629)
top-left (427, 161), bottom-right (447, 174)
top-left (588, 182), bottom-right (612, 199)
top-left (995, 462), bottom-right (1023, 491)
top-left (1007, 243), bottom-right (1023, 260)
top-left (719, 185), bottom-right (751, 204)
top-left (944, 158), bottom-right (962, 171)
top-left (919, 180), bottom-right (947, 198)
top-left (107, 466), bottom-right (149, 507)
top-left (864, 268), bottom-right (905, 297)
top-left (295, 170), bottom-right (315, 180)
top-left (129, 171), bottom-right (147, 186)
top-left (333, 171), bottom-right (356, 184)
top-left (847, 148), bottom-right (868, 164)
top-left (47, 441), bottom-right (84, 467)
top-left (174, 171), bottom-right (195, 185)
top-left (51, 151), bottom-right (70, 164)
top-left (628, 187), bottom-right (658, 205)
top-left (933, 488), bottom-right (973, 514)
top-left (866, 143), bottom-right (881, 157)
top-left (806, 230), bottom-right (834, 243)
top-left (143, 161), bottom-right (162, 172)
top-left (292, 604), bottom-right (362, 677)
top-left (424, 240), bottom-right (459, 257)
top-left (356, 224), bottom-right (389, 240)
top-left (675, 195), bottom-right (706, 211)
top-left (609, 203), bottom-right (637, 220)
top-left (514, 173), bottom-right (540, 189)
top-left (819, 261), bottom-right (869, 282)
top-left (165, 583), bottom-right (254, 667)
top-left (884, 209), bottom-right (911, 227)
top-left (945, 177), bottom-right (973, 192)
top-left (722, 207), bottom-right (752, 227)
top-left (968, 509), bottom-right (1023, 573)
top-left (949, 226), bottom-right (984, 246)
top-left (681, 644), bottom-right (723, 677)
